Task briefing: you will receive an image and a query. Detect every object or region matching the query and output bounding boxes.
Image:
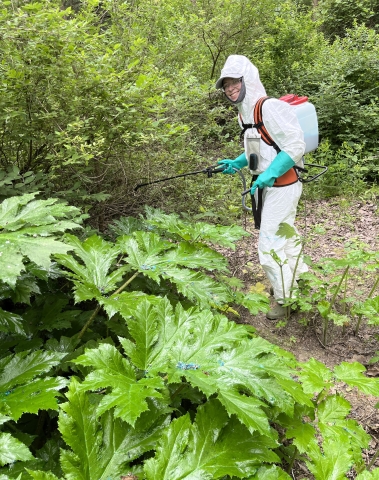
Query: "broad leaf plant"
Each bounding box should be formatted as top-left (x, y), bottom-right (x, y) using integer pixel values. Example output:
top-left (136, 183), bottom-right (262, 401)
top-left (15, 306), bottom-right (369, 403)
top-left (0, 195), bottom-right (379, 479)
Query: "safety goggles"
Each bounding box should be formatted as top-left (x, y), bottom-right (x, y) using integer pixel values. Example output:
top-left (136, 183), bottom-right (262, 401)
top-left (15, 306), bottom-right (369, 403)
top-left (222, 77), bottom-right (242, 93)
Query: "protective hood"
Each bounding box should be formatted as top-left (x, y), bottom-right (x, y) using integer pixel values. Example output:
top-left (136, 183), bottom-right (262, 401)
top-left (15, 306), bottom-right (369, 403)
top-left (215, 55), bottom-right (266, 123)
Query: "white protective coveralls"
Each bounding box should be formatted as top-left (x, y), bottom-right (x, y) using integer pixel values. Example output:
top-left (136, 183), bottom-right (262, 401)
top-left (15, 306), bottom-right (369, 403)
top-left (216, 55), bottom-right (308, 301)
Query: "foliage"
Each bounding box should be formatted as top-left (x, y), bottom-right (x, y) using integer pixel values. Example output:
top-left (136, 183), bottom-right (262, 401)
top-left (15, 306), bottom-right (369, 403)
top-left (0, 1), bottom-right (379, 477)
top-left (301, 24), bottom-right (379, 185)
top-left (274, 224), bottom-right (379, 344)
top-left (0, 0), bottom-right (378, 223)
top-left (0, 167), bottom-right (46, 202)
top-left (317, 0), bottom-right (379, 39)
top-left (251, 2), bottom-right (325, 95)
top-left (0, 196), bottom-right (378, 478)
top-left (0, 193), bottom-right (84, 288)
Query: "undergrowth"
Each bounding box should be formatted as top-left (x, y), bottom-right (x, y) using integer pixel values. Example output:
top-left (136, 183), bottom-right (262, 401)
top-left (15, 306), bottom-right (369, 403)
top-left (0, 194), bottom-right (379, 479)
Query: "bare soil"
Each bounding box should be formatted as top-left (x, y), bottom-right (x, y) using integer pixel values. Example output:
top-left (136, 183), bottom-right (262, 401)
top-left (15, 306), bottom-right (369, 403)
top-left (226, 196), bottom-right (379, 475)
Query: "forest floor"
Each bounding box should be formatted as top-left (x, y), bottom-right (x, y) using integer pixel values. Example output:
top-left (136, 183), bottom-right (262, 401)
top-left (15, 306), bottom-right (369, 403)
top-left (226, 195), bottom-right (379, 477)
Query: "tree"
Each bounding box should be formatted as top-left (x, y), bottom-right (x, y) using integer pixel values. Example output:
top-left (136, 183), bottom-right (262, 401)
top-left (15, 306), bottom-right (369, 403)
top-left (317, 0), bottom-right (379, 39)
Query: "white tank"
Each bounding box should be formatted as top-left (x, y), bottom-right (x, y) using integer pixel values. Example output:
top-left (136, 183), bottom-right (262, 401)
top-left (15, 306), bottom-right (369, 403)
top-left (279, 95), bottom-right (319, 154)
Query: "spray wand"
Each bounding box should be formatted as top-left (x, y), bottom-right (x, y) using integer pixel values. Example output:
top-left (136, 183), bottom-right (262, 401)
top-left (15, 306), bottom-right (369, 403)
top-left (134, 164), bottom-right (226, 191)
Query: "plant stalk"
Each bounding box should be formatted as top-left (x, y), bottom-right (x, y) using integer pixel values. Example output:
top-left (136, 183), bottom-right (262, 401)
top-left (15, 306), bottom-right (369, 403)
top-left (286, 446), bottom-right (298, 473)
top-left (323, 266), bottom-right (349, 344)
top-left (367, 445), bottom-right (379, 471)
top-left (354, 274), bottom-right (379, 336)
top-left (77, 271), bottom-right (140, 340)
top-left (330, 266), bottom-right (349, 311)
top-left (289, 241), bottom-right (304, 299)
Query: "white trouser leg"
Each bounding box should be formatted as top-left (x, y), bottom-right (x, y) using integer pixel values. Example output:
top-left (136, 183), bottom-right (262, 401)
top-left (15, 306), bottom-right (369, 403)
top-left (257, 182), bottom-right (308, 302)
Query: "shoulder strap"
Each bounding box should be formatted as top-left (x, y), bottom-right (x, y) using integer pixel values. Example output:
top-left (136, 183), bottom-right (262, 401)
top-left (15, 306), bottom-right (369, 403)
top-left (253, 97), bottom-right (281, 154)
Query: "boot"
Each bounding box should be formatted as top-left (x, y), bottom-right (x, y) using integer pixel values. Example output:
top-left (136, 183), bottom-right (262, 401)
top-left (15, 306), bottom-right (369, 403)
top-left (266, 303), bottom-right (288, 320)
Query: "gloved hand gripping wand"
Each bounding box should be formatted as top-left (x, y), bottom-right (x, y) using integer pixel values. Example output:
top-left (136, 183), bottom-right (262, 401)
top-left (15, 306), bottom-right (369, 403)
top-left (134, 165), bottom-right (226, 191)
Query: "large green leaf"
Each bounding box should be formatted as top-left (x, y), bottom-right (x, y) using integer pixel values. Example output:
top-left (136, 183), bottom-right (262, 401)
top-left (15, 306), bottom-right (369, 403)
top-left (161, 241), bottom-right (229, 272)
top-left (55, 234), bottom-right (128, 303)
top-left (0, 350), bottom-right (67, 420)
top-left (144, 399), bottom-right (279, 480)
top-left (161, 266), bottom-right (233, 306)
top-left (250, 465), bottom-right (293, 479)
top-left (118, 299), bottom-right (311, 435)
top-left (100, 291), bottom-right (162, 319)
top-left (74, 343), bottom-right (165, 426)
top-left (0, 235), bottom-right (73, 287)
top-left (0, 272), bottom-right (40, 305)
top-left (0, 433), bottom-right (33, 467)
top-left (306, 438), bottom-right (353, 480)
top-left (144, 209), bottom-right (249, 248)
top-left (22, 294), bottom-right (82, 333)
top-left (27, 471), bottom-right (60, 480)
top-left (0, 194), bottom-right (83, 286)
top-left (317, 395), bottom-right (370, 464)
top-left (1, 377), bottom-right (68, 420)
top-left (353, 296), bottom-right (379, 325)
top-left (117, 232), bottom-right (233, 308)
top-left (0, 308), bottom-right (25, 336)
top-left (0, 350), bottom-right (64, 392)
top-left (283, 412), bottom-right (318, 454)
top-left (356, 470), bottom-right (379, 479)
top-left (118, 298), bottom-right (249, 372)
top-left (116, 233), bottom-right (172, 282)
top-left (59, 378), bottom-right (170, 480)
top-left (217, 389), bottom-right (273, 437)
top-left (334, 362), bottom-right (379, 396)
top-left (298, 357), bottom-right (333, 395)
top-left (0, 194), bottom-right (81, 233)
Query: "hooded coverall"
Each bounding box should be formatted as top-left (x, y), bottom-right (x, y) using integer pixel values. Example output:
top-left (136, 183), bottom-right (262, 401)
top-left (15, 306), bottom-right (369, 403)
top-left (216, 55), bottom-right (308, 302)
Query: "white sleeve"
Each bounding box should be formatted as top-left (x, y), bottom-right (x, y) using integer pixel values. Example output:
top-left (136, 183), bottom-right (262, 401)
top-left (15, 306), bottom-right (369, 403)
top-left (262, 99), bottom-right (306, 163)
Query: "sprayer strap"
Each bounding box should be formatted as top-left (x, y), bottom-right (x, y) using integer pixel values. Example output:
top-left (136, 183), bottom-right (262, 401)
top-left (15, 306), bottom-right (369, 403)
top-left (253, 97), bottom-right (281, 154)
top-left (239, 97), bottom-right (280, 154)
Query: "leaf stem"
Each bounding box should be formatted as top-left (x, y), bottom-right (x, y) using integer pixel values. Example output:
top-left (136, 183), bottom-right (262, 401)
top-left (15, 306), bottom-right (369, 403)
top-left (112, 271), bottom-right (140, 296)
top-left (77, 305), bottom-right (101, 340)
top-left (367, 445), bottom-right (379, 471)
top-left (330, 266), bottom-right (349, 311)
top-left (289, 241), bottom-right (304, 299)
top-left (354, 274), bottom-right (379, 336)
top-left (171, 383), bottom-right (187, 400)
top-left (323, 266), bottom-right (349, 344)
top-left (77, 271), bottom-right (140, 340)
top-left (368, 275), bottom-right (379, 299)
top-left (287, 446), bottom-right (298, 473)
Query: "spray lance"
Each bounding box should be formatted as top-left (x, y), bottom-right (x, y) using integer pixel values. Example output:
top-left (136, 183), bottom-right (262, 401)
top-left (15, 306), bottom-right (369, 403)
top-left (134, 164), bottom-right (227, 191)
top-left (134, 163), bottom-right (252, 212)
top-left (134, 155), bottom-right (328, 213)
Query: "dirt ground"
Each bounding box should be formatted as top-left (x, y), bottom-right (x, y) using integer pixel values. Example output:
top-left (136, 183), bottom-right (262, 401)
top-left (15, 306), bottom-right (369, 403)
top-left (227, 196), bottom-right (379, 475)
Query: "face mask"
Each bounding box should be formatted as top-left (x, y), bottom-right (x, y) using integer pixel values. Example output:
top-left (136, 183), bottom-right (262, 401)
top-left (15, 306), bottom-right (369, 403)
top-left (224, 78), bottom-right (246, 105)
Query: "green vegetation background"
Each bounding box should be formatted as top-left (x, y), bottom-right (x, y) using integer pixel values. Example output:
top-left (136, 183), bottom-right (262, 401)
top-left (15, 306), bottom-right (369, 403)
top-left (1, 0), bottom-right (379, 478)
top-left (1, 0), bottom-right (378, 226)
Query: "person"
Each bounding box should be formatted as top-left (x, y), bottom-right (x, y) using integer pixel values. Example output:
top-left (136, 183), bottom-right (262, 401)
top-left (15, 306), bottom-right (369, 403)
top-left (215, 54), bottom-right (308, 320)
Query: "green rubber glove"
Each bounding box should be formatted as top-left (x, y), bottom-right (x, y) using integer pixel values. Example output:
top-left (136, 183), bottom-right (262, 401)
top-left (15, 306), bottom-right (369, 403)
top-left (217, 152), bottom-right (248, 175)
top-left (250, 151), bottom-right (295, 194)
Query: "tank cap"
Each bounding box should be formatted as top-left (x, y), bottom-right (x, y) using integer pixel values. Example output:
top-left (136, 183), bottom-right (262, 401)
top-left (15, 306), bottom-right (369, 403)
top-left (279, 94), bottom-right (308, 105)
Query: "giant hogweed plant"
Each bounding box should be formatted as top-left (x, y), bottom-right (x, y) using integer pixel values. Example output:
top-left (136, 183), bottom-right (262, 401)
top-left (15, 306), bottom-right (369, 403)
top-left (1, 196), bottom-right (379, 478)
top-left (276, 223), bottom-right (379, 344)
